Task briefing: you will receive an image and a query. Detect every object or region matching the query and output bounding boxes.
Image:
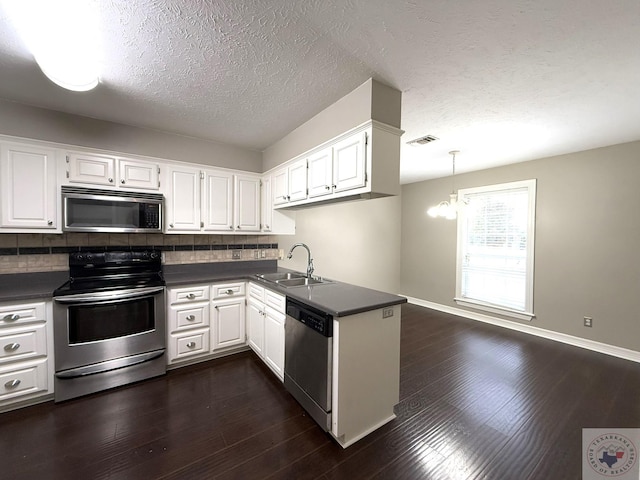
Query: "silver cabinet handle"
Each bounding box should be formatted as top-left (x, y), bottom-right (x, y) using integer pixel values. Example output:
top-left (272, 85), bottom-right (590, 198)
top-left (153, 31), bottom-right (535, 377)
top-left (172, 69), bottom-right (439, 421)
top-left (4, 379), bottom-right (21, 389)
top-left (237, 226), bottom-right (241, 229)
top-left (214, 305), bottom-right (219, 310)
top-left (186, 315), bottom-right (195, 321)
top-left (121, 179), bottom-right (125, 184)
top-left (2, 314), bottom-right (19, 322)
top-left (186, 293), bottom-right (196, 299)
top-left (169, 223), bottom-right (174, 228)
top-left (3, 343), bottom-right (20, 352)
top-left (282, 195), bottom-right (287, 200)
top-left (47, 220), bottom-right (53, 225)
top-left (229, 225), bottom-right (233, 229)
top-left (225, 289), bottom-right (234, 295)
top-left (108, 178), bottom-right (113, 183)
top-left (186, 342), bottom-right (196, 349)
top-left (265, 225), bottom-right (270, 229)
top-left (325, 185), bottom-right (330, 190)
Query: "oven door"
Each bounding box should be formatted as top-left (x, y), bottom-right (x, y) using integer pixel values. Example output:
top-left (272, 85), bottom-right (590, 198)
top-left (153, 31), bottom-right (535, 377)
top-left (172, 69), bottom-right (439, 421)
top-left (53, 286), bottom-right (166, 372)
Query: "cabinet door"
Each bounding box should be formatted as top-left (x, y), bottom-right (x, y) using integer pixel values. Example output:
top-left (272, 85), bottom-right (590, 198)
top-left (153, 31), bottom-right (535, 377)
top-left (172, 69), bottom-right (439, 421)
top-left (212, 298), bottom-right (246, 350)
top-left (166, 166), bottom-right (201, 232)
top-left (333, 131), bottom-right (367, 193)
top-left (202, 169), bottom-right (233, 232)
top-left (247, 298), bottom-right (264, 356)
top-left (67, 152), bottom-right (116, 186)
top-left (272, 167), bottom-right (289, 205)
top-left (264, 307), bottom-right (284, 380)
top-left (119, 159), bottom-right (159, 190)
top-left (261, 176), bottom-right (272, 232)
top-left (307, 147), bottom-right (333, 198)
top-left (0, 143), bottom-right (57, 229)
top-left (235, 174), bottom-right (260, 232)
top-left (288, 159), bottom-right (308, 202)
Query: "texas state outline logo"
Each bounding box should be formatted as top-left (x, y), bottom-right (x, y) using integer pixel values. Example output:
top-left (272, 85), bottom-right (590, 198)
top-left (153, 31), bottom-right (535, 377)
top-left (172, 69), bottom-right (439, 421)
top-left (584, 429), bottom-right (639, 479)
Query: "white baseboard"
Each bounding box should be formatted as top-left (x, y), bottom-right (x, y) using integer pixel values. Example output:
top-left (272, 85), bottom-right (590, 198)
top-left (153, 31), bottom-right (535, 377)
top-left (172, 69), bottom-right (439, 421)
top-left (402, 296), bottom-right (640, 364)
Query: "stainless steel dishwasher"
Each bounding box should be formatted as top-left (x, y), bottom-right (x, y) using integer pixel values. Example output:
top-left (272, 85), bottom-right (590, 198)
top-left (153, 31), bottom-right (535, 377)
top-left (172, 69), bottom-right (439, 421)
top-left (284, 298), bottom-right (333, 431)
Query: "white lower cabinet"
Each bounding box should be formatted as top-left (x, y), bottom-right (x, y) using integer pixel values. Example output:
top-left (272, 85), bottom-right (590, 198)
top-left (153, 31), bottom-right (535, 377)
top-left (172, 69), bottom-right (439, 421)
top-left (246, 282), bottom-right (285, 381)
top-left (167, 282), bottom-right (246, 365)
top-left (0, 300), bottom-right (53, 411)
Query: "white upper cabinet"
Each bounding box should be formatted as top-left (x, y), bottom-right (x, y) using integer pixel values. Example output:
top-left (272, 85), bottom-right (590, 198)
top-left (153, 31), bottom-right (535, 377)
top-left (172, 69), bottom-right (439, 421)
top-left (307, 146), bottom-right (333, 198)
top-left (66, 152), bottom-right (160, 190)
top-left (267, 121), bottom-right (402, 209)
top-left (202, 169), bottom-right (234, 232)
top-left (165, 166), bottom-right (262, 234)
top-left (234, 174), bottom-right (261, 232)
top-left (272, 166), bottom-right (289, 206)
top-left (0, 142), bottom-right (58, 230)
top-left (332, 131), bottom-right (367, 193)
top-left (67, 152), bottom-right (115, 186)
top-left (119, 159), bottom-right (160, 190)
top-left (166, 165), bottom-right (202, 232)
top-left (261, 175), bottom-right (272, 232)
top-left (272, 158), bottom-right (307, 205)
top-left (287, 158), bottom-right (308, 202)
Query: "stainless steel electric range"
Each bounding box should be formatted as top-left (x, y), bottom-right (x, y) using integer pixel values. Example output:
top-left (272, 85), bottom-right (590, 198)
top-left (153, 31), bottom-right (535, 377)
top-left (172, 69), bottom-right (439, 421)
top-left (52, 250), bottom-right (166, 402)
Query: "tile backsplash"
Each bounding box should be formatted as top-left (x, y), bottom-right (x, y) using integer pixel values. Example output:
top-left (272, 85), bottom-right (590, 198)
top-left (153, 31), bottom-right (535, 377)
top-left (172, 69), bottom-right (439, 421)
top-left (0, 233), bottom-right (279, 274)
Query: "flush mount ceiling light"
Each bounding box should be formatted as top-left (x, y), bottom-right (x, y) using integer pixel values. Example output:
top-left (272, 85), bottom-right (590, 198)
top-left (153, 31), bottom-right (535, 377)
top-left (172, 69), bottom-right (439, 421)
top-left (427, 150), bottom-right (461, 220)
top-left (1, 0), bottom-right (101, 91)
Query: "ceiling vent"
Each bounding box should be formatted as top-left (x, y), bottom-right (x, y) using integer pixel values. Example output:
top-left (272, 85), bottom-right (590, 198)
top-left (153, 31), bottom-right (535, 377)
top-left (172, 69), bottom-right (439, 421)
top-left (407, 135), bottom-right (439, 146)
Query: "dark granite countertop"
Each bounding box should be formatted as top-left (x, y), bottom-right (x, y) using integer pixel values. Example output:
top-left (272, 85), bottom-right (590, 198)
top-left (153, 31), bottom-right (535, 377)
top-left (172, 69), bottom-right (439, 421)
top-left (0, 260), bottom-right (407, 317)
top-left (164, 260), bottom-right (407, 317)
top-left (0, 271), bottom-right (69, 302)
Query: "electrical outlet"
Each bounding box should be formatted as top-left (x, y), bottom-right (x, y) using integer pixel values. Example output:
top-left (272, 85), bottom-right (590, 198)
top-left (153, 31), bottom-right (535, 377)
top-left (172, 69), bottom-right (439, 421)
top-left (278, 249), bottom-right (284, 260)
top-left (584, 316), bottom-right (593, 327)
top-left (261, 250), bottom-right (266, 258)
top-left (254, 250), bottom-right (259, 259)
top-left (383, 307), bottom-right (394, 318)
top-left (232, 250), bottom-right (241, 260)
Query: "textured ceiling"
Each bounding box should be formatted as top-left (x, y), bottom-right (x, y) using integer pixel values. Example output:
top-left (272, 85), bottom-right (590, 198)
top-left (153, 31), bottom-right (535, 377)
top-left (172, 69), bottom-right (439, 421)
top-left (0, 0), bottom-right (639, 183)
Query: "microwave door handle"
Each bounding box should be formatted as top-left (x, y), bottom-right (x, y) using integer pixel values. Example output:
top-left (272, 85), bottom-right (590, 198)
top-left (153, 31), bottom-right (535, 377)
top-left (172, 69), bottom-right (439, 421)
top-left (54, 286), bottom-right (165, 304)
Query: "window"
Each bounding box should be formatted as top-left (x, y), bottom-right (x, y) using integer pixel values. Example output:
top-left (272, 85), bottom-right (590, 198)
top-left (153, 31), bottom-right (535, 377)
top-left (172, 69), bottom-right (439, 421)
top-left (455, 179), bottom-right (536, 321)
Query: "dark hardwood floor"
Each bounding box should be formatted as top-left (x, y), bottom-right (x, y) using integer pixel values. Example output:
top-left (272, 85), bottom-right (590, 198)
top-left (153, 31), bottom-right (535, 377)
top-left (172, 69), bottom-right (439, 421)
top-left (3, 303), bottom-right (640, 479)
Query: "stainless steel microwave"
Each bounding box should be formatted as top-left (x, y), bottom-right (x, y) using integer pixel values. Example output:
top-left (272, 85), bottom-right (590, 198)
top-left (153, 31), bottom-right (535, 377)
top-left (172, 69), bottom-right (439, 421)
top-left (61, 186), bottom-right (163, 233)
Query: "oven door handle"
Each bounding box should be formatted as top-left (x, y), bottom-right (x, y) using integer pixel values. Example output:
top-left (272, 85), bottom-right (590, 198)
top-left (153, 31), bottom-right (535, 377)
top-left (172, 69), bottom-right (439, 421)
top-left (55, 349), bottom-right (165, 379)
top-left (53, 286), bottom-right (165, 304)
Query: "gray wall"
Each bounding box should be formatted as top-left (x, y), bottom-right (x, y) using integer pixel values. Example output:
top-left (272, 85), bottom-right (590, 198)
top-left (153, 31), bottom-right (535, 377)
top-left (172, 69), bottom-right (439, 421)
top-left (0, 99), bottom-right (262, 171)
top-left (279, 196), bottom-right (401, 293)
top-left (400, 141), bottom-right (640, 352)
top-left (268, 78), bottom-right (403, 293)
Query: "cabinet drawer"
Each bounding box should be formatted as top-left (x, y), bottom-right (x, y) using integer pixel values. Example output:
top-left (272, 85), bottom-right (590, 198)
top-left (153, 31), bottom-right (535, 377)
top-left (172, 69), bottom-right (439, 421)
top-left (264, 289), bottom-right (285, 313)
top-left (248, 282), bottom-right (265, 302)
top-left (0, 302), bottom-right (46, 327)
top-left (212, 282), bottom-right (245, 299)
top-left (0, 359), bottom-right (48, 402)
top-left (169, 285), bottom-right (210, 304)
top-left (0, 324), bottom-right (47, 364)
top-left (169, 329), bottom-right (210, 361)
top-left (169, 304), bottom-right (210, 332)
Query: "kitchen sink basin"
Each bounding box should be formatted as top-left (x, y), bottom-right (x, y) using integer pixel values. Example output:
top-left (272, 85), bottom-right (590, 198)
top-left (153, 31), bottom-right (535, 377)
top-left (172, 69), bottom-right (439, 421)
top-left (256, 272), bottom-right (308, 282)
top-left (256, 272), bottom-right (330, 288)
top-left (277, 277), bottom-right (327, 288)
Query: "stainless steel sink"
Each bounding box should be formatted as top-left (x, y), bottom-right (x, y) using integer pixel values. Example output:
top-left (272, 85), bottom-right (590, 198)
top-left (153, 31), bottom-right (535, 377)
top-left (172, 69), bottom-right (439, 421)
top-left (277, 277), bottom-right (326, 288)
top-left (256, 272), bottom-right (307, 282)
top-left (256, 272), bottom-right (330, 288)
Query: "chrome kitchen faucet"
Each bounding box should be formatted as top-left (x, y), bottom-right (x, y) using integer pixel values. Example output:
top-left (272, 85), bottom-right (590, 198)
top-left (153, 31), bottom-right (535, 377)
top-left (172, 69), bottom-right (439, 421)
top-left (287, 243), bottom-right (314, 277)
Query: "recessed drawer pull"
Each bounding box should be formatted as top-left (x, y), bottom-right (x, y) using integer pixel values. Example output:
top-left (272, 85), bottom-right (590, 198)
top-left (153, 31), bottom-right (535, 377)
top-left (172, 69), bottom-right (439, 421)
top-left (186, 293), bottom-right (196, 300)
top-left (2, 314), bottom-right (20, 322)
top-left (186, 342), bottom-right (196, 349)
top-left (3, 343), bottom-right (20, 352)
top-left (4, 379), bottom-right (21, 389)
top-left (186, 315), bottom-right (196, 321)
